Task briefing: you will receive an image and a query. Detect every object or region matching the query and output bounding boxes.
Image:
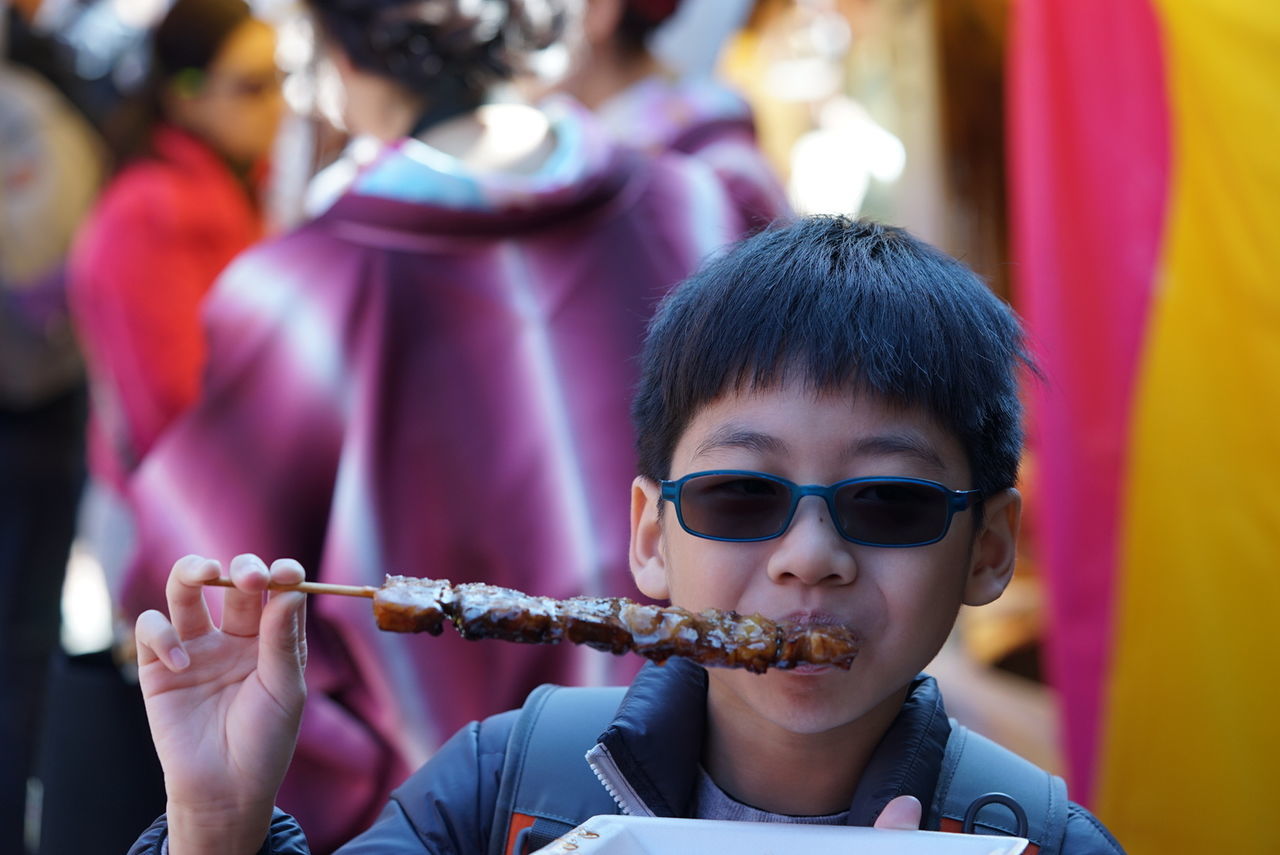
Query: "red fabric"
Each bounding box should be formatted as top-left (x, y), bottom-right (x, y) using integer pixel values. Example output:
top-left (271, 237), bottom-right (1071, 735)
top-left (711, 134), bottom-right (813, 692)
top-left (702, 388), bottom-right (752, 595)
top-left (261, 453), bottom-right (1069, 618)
top-left (1007, 0), bottom-right (1170, 803)
top-left (69, 125), bottom-right (264, 489)
top-left (627, 0), bottom-right (679, 25)
top-left (505, 813), bottom-right (538, 855)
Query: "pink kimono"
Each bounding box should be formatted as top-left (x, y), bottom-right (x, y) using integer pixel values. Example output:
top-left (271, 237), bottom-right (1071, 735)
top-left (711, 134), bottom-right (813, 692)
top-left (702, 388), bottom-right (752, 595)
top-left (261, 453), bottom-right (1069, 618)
top-left (596, 75), bottom-right (792, 230)
top-left (122, 101), bottom-right (747, 850)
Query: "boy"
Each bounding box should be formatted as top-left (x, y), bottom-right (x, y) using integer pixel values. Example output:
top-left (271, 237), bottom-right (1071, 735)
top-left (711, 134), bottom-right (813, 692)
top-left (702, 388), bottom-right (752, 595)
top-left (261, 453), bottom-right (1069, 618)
top-left (130, 217), bottom-right (1124, 854)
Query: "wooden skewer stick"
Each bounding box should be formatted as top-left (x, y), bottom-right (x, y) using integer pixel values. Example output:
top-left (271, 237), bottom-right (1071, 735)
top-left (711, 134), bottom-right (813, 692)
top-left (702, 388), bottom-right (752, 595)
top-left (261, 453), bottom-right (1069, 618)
top-left (204, 577), bottom-right (377, 598)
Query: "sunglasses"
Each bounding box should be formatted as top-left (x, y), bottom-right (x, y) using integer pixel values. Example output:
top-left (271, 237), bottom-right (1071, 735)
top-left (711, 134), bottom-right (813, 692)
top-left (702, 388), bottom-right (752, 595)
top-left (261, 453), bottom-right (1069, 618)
top-left (659, 470), bottom-right (983, 547)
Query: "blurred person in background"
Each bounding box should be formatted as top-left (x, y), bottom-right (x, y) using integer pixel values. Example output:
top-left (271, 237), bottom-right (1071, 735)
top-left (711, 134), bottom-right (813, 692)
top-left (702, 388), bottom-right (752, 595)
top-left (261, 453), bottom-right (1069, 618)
top-left (0, 0), bottom-right (104, 849)
top-left (552, 0), bottom-right (789, 229)
top-left (68, 0), bottom-right (283, 510)
top-left (119, 0), bottom-right (749, 848)
top-left (4, 0), bottom-right (110, 122)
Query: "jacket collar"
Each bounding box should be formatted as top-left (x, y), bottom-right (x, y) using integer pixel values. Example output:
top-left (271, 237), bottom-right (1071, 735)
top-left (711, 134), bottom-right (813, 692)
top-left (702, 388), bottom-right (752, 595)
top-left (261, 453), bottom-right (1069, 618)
top-left (312, 98), bottom-right (636, 235)
top-left (845, 673), bottom-right (949, 824)
top-left (592, 659), bottom-right (950, 825)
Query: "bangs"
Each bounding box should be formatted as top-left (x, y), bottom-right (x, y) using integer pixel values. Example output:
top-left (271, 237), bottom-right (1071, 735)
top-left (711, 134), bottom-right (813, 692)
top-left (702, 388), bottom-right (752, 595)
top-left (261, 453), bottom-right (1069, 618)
top-left (633, 217), bottom-right (1032, 495)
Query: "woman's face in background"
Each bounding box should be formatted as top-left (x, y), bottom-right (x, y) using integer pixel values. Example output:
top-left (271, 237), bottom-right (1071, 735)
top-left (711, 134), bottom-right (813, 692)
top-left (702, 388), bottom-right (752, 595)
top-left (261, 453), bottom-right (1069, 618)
top-left (169, 18), bottom-right (285, 166)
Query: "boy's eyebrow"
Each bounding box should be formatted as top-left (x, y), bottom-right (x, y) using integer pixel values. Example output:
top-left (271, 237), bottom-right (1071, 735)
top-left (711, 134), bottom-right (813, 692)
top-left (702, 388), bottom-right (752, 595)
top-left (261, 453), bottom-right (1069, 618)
top-left (691, 426), bottom-right (788, 460)
top-left (849, 433), bottom-right (947, 471)
top-left (690, 427), bottom-right (948, 472)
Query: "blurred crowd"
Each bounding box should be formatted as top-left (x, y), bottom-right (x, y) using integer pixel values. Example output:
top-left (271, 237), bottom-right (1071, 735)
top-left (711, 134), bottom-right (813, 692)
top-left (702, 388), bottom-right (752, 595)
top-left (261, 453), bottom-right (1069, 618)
top-left (4, 0), bottom-right (1276, 851)
top-left (3, 0), bottom-right (795, 851)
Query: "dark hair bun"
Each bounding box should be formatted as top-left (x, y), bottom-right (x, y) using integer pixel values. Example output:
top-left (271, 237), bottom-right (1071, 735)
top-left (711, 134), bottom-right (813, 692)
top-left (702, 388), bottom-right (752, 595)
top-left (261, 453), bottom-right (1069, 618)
top-left (312, 0), bottom-right (569, 93)
top-left (626, 0), bottom-right (679, 26)
top-left (618, 0), bottom-right (678, 51)
top-left (154, 0), bottom-right (253, 76)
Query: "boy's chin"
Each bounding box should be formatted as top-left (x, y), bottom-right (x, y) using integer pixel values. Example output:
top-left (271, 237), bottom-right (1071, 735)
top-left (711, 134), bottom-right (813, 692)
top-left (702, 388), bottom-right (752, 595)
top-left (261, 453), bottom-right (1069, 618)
top-left (755, 697), bottom-right (867, 738)
top-left (712, 667), bottom-right (871, 736)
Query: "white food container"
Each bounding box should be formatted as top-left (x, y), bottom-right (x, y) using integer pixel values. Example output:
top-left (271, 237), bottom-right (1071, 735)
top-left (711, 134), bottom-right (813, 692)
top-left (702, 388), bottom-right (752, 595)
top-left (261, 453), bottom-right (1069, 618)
top-left (533, 815), bottom-right (1028, 854)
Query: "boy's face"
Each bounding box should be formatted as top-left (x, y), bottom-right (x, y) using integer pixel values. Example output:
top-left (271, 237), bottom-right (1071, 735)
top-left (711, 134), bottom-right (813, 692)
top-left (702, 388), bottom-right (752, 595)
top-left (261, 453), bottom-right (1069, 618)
top-left (629, 383), bottom-right (1020, 740)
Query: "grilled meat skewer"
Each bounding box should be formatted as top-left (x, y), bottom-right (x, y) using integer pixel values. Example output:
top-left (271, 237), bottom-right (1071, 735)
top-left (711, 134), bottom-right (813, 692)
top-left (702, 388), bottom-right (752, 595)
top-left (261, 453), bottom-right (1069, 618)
top-left (373, 575), bottom-right (858, 673)
top-left (205, 575), bottom-right (860, 673)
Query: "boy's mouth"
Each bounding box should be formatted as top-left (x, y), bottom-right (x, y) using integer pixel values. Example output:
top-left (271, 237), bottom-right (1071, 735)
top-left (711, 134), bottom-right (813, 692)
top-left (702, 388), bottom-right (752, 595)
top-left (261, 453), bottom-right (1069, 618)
top-left (788, 663), bottom-right (837, 675)
top-left (776, 610), bottom-right (865, 672)
top-left (778, 610), bottom-right (862, 641)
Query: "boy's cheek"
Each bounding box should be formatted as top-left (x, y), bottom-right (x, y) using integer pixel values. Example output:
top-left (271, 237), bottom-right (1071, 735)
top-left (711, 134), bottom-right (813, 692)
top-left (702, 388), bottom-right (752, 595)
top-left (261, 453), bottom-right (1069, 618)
top-left (662, 542), bottom-right (751, 610)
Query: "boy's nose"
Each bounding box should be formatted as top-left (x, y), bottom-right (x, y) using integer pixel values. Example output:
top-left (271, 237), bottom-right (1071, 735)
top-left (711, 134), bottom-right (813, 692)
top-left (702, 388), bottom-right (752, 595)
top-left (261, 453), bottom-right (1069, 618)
top-left (765, 497), bottom-right (858, 587)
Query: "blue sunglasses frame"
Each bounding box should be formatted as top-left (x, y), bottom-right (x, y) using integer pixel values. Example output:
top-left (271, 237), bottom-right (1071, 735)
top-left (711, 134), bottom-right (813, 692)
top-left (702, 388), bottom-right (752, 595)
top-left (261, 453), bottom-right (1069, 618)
top-left (658, 469), bottom-right (984, 548)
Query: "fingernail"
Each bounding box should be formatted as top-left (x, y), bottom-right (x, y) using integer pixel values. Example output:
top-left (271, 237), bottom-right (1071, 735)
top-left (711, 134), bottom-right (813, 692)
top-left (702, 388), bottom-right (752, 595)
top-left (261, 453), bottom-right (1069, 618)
top-left (169, 647), bottom-right (190, 670)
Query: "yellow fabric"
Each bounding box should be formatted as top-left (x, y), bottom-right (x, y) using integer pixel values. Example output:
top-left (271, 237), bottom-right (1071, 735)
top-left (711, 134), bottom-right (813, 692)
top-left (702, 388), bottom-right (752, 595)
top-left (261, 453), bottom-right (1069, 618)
top-left (1098, 1), bottom-right (1280, 850)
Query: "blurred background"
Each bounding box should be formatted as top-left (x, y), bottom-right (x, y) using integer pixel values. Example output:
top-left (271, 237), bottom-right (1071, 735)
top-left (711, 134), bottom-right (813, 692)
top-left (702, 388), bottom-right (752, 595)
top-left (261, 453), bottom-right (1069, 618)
top-left (2, 0), bottom-right (1276, 852)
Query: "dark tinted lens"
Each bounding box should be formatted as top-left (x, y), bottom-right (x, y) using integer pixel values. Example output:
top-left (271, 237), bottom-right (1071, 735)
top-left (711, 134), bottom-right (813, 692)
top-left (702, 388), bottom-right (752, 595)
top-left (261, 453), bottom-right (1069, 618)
top-left (835, 480), bottom-right (948, 545)
top-left (678, 474), bottom-right (793, 540)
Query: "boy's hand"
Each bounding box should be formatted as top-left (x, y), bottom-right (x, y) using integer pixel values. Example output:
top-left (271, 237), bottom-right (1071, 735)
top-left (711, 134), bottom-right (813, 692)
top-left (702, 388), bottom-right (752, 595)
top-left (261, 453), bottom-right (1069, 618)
top-left (874, 795), bottom-right (923, 830)
top-left (134, 554), bottom-right (308, 855)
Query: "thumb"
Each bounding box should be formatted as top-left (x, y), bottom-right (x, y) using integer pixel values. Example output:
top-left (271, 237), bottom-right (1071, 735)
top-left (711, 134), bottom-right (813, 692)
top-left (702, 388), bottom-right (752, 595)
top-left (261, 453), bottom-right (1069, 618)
top-left (257, 590), bottom-right (307, 708)
top-left (873, 795), bottom-right (923, 830)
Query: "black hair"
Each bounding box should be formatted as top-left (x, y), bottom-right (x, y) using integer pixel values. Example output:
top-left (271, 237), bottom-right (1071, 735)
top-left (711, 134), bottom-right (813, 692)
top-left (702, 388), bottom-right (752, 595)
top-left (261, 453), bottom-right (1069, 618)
top-left (104, 0), bottom-right (252, 167)
top-left (307, 0), bottom-right (568, 112)
top-left (615, 0), bottom-right (680, 54)
top-left (631, 216), bottom-right (1035, 497)
top-left (153, 0), bottom-right (253, 78)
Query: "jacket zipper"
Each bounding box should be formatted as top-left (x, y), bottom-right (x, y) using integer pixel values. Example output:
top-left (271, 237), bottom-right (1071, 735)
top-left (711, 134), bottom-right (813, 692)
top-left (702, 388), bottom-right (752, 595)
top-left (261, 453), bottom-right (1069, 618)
top-left (585, 743), bottom-right (656, 817)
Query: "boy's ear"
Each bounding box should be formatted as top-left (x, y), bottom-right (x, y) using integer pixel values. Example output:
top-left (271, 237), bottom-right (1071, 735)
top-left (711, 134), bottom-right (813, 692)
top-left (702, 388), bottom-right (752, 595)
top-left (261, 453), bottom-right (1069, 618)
top-left (629, 476), bottom-right (671, 600)
top-left (962, 488), bottom-right (1021, 606)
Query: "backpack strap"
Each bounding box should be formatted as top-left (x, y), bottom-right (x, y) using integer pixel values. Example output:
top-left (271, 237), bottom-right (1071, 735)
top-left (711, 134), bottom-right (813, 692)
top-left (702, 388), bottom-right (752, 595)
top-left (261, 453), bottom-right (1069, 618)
top-left (929, 720), bottom-right (1069, 855)
top-left (489, 684), bottom-right (627, 855)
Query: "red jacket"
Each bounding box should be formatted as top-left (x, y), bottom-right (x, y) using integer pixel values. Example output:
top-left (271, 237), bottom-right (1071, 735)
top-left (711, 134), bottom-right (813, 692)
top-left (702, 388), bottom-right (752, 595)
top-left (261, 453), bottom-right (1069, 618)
top-left (69, 124), bottom-right (264, 488)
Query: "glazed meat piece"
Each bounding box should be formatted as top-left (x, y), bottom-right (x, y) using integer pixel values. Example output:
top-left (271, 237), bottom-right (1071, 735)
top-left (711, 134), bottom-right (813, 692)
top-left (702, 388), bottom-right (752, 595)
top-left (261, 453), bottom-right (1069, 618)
top-left (618, 602), bottom-right (702, 664)
top-left (693, 611), bottom-right (779, 674)
top-left (372, 576), bottom-right (454, 635)
top-left (775, 622), bottom-right (862, 670)
top-left (452, 583), bottom-right (560, 644)
top-left (555, 596), bottom-right (632, 654)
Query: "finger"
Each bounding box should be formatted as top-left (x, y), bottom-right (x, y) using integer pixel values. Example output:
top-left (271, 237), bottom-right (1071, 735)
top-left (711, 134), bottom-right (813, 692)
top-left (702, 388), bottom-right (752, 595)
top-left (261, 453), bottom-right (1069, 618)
top-left (221, 554), bottom-right (271, 637)
top-left (266, 558), bottom-right (307, 668)
top-left (135, 609), bottom-right (190, 672)
top-left (267, 557), bottom-right (305, 588)
top-left (873, 795), bottom-right (922, 830)
top-left (166, 555), bottom-right (221, 640)
top-left (257, 589), bottom-right (308, 713)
